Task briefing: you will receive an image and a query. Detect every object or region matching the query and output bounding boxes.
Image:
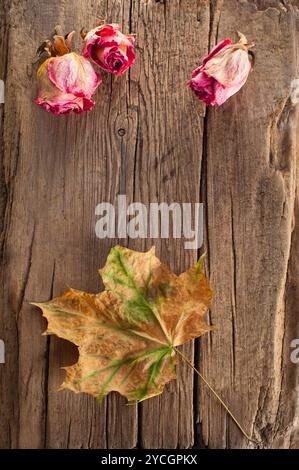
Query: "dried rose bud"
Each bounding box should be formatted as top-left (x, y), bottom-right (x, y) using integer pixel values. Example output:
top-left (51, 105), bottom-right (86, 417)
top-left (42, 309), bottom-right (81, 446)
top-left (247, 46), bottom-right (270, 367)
top-left (188, 33), bottom-right (254, 106)
top-left (82, 23), bottom-right (136, 75)
top-left (35, 33), bottom-right (101, 115)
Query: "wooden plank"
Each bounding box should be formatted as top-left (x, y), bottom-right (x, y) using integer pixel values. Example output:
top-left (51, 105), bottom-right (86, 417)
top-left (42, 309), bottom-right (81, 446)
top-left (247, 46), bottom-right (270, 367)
top-left (128, 0), bottom-right (209, 449)
top-left (0, 0), bottom-right (18, 450)
top-left (198, 0), bottom-right (299, 449)
top-left (37, 0), bottom-right (139, 450)
top-left (0, 0), bottom-right (138, 449)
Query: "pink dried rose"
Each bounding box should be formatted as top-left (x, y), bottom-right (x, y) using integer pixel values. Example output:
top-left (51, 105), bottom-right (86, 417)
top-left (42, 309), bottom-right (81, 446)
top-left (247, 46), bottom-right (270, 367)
top-left (35, 33), bottom-right (101, 115)
top-left (82, 23), bottom-right (136, 75)
top-left (188, 32), bottom-right (254, 106)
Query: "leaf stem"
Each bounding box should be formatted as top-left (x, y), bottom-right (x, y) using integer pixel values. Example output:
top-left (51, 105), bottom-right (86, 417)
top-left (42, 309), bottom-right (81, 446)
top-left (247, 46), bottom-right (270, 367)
top-left (174, 347), bottom-right (258, 446)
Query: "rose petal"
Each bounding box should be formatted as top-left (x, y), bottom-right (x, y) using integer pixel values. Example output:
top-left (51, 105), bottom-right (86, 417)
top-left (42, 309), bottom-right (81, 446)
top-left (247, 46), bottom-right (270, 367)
top-left (188, 72), bottom-right (218, 106)
top-left (202, 38), bottom-right (232, 66)
top-left (188, 34), bottom-right (252, 106)
top-left (35, 95), bottom-right (96, 115)
top-left (35, 55), bottom-right (99, 115)
top-left (48, 52), bottom-right (101, 97)
top-left (95, 23), bottom-right (120, 37)
top-left (82, 23), bottom-right (136, 74)
top-left (204, 47), bottom-right (251, 87)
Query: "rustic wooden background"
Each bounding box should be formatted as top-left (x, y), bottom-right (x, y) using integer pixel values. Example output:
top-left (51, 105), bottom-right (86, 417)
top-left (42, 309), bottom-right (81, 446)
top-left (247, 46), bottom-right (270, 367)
top-left (0, 0), bottom-right (298, 449)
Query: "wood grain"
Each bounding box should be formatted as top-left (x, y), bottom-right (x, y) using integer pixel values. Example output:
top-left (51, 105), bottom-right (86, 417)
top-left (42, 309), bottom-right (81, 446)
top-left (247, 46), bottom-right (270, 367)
top-left (198, 0), bottom-right (299, 449)
top-left (0, 0), bottom-right (298, 449)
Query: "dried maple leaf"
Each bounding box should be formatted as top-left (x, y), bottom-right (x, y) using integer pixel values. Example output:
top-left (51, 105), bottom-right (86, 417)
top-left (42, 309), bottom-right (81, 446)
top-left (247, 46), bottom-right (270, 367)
top-left (34, 246), bottom-right (212, 402)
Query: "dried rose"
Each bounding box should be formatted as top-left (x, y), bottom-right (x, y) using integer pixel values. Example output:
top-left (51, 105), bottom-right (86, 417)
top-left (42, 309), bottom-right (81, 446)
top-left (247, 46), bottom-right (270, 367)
top-left (35, 33), bottom-right (101, 115)
top-left (188, 32), bottom-right (254, 106)
top-left (82, 23), bottom-right (136, 75)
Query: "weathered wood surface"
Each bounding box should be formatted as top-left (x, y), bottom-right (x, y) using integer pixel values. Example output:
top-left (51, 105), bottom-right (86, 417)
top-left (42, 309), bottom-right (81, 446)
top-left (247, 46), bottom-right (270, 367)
top-left (0, 0), bottom-right (298, 449)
